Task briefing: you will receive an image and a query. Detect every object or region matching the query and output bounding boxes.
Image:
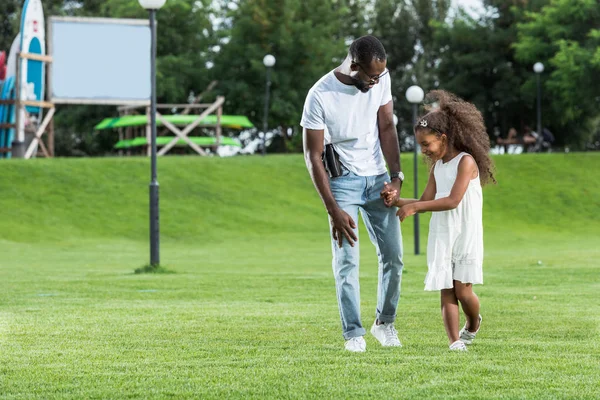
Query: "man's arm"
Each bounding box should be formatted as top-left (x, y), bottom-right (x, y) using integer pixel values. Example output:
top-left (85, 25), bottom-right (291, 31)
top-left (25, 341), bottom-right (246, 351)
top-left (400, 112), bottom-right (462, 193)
top-left (303, 128), bottom-right (337, 214)
top-left (378, 100), bottom-right (402, 206)
top-left (303, 128), bottom-right (357, 247)
top-left (378, 100), bottom-right (401, 175)
top-left (385, 165), bottom-right (437, 207)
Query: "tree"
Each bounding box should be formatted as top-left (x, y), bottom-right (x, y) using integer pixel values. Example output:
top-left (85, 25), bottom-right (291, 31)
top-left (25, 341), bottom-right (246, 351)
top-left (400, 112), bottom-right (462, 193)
top-left (370, 0), bottom-right (450, 149)
top-left (0, 1), bottom-right (22, 52)
top-left (369, 0), bottom-right (417, 149)
top-left (210, 0), bottom-right (367, 152)
top-left (410, 0), bottom-right (451, 89)
top-left (429, 0), bottom-right (551, 144)
top-left (514, 0), bottom-right (600, 147)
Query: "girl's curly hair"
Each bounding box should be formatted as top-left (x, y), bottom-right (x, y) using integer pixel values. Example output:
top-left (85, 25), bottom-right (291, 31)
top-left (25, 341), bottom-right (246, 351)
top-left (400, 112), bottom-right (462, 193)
top-left (415, 90), bottom-right (496, 185)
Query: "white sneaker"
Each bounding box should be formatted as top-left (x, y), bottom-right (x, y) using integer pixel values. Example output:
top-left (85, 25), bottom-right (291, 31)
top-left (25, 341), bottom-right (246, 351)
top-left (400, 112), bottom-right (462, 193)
top-left (344, 336), bottom-right (366, 352)
top-left (459, 314), bottom-right (482, 345)
top-left (449, 340), bottom-right (467, 351)
top-left (370, 321), bottom-right (402, 347)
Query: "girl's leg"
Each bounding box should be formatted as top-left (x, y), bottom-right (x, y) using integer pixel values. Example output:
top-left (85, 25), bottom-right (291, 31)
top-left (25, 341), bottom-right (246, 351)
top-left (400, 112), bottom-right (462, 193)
top-left (440, 288), bottom-right (460, 344)
top-left (454, 281), bottom-right (481, 332)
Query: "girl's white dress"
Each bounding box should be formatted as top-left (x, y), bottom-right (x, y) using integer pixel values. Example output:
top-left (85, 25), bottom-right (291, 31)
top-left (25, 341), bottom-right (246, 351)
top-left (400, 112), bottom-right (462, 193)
top-left (424, 152), bottom-right (484, 291)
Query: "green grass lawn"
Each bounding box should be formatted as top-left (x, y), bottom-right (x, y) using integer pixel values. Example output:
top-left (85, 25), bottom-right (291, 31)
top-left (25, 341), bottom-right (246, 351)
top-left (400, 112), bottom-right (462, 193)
top-left (0, 154), bottom-right (599, 399)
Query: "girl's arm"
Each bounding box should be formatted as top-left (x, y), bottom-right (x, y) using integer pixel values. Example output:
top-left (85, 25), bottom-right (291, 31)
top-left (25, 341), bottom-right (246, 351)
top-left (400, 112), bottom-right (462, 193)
top-left (397, 156), bottom-right (477, 221)
top-left (419, 165), bottom-right (437, 202)
top-left (392, 165), bottom-right (437, 207)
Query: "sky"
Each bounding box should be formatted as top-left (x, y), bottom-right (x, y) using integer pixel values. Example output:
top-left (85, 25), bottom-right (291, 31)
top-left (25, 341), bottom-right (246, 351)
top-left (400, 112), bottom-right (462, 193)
top-left (453, 0), bottom-right (485, 16)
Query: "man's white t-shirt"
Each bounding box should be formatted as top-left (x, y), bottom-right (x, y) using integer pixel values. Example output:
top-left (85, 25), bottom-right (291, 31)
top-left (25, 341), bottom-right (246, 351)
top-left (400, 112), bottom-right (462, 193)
top-left (300, 70), bottom-right (393, 176)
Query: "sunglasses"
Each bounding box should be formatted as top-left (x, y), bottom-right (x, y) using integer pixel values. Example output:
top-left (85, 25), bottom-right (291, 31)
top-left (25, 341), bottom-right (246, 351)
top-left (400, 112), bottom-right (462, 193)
top-left (353, 61), bottom-right (389, 84)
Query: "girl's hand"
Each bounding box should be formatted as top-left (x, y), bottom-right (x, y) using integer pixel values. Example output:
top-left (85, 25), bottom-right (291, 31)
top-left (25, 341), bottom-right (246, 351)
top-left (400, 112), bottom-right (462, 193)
top-left (385, 191), bottom-right (398, 207)
top-left (395, 198), bottom-right (414, 208)
top-left (396, 204), bottom-right (418, 222)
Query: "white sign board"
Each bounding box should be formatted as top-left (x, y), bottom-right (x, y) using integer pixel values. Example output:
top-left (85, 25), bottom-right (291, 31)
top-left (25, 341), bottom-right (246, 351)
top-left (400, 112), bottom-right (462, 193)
top-left (49, 17), bottom-right (151, 105)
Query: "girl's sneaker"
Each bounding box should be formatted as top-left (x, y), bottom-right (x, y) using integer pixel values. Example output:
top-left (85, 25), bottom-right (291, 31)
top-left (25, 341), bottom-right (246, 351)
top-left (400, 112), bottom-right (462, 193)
top-left (449, 340), bottom-right (467, 351)
top-left (459, 314), bottom-right (482, 345)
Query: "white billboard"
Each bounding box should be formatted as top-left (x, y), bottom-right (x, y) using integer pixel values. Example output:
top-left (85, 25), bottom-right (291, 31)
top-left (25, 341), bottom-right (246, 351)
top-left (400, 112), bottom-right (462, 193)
top-left (49, 17), bottom-right (151, 105)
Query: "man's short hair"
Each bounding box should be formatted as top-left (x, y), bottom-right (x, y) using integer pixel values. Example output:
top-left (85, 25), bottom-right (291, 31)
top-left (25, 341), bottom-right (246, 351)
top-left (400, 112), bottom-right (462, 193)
top-left (349, 35), bottom-right (387, 64)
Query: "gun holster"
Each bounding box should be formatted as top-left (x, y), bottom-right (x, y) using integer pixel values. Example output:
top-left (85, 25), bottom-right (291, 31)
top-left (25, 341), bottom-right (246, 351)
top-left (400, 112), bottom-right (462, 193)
top-left (322, 144), bottom-right (343, 178)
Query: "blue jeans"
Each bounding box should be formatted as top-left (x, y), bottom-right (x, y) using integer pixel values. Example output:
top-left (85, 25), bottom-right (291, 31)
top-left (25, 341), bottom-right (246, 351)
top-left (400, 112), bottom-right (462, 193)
top-left (329, 167), bottom-right (404, 339)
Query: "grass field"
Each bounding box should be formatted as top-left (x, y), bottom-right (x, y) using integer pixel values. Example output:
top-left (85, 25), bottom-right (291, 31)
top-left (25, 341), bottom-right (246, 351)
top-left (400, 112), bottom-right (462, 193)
top-left (0, 153), bottom-right (599, 399)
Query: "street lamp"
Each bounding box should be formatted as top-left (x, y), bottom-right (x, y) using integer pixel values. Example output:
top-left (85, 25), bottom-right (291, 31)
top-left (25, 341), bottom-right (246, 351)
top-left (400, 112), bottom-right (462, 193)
top-left (262, 54), bottom-right (276, 156)
top-left (533, 62), bottom-right (544, 142)
top-left (405, 85), bottom-right (424, 255)
top-left (139, 0), bottom-right (166, 266)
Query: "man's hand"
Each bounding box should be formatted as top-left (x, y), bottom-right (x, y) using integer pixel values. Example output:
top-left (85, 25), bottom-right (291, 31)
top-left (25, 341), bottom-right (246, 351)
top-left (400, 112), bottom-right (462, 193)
top-left (380, 180), bottom-right (402, 207)
top-left (330, 208), bottom-right (357, 248)
top-left (396, 203), bottom-right (418, 222)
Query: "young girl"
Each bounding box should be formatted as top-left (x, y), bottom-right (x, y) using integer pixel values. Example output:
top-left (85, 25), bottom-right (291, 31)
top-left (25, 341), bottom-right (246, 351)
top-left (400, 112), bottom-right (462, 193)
top-left (384, 90), bottom-right (495, 351)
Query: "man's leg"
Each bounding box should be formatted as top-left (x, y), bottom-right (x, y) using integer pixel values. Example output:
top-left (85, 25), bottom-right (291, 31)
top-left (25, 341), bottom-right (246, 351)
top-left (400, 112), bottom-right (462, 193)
top-left (329, 172), bottom-right (366, 340)
top-left (361, 174), bottom-right (403, 324)
top-left (329, 205), bottom-right (363, 339)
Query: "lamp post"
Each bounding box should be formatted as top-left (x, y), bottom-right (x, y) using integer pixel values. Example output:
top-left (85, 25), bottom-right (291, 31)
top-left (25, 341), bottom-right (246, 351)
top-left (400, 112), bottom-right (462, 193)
top-left (139, 0), bottom-right (166, 266)
top-left (405, 85), bottom-right (424, 255)
top-left (533, 62), bottom-right (544, 141)
top-left (262, 54), bottom-right (275, 156)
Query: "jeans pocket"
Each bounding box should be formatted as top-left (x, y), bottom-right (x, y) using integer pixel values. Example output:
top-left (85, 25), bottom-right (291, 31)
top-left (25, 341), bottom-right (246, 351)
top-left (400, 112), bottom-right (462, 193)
top-left (338, 163), bottom-right (351, 177)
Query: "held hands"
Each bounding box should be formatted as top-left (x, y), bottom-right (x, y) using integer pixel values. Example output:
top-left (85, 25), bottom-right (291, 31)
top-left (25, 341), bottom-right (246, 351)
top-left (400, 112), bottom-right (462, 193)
top-left (380, 181), bottom-right (402, 207)
top-left (330, 208), bottom-right (358, 248)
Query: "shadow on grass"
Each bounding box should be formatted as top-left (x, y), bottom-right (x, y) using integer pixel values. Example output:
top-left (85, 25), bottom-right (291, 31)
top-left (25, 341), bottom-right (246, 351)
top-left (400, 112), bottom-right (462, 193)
top-left (134, 264), bottom-right (175, 274)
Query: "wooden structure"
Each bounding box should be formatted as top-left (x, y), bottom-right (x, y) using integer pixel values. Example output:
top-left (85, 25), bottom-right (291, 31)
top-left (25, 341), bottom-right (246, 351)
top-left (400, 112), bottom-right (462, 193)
top-left (0, 51), bottom-right (55, 158)
top-left (116, 96), bottom-right (226, 156)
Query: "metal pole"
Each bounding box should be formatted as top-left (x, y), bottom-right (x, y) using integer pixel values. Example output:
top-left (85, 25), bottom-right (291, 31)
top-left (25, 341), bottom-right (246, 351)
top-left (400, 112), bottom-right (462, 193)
top-left (149, 9), bottom-right (160, 266)
top-left (412, 103), bottom-right (420, 255)
top-left (12, 53), bottom-right (24, 158)
top-left (536, 73), bottom-right (542, 139)
top-left (262, 67), bottom-right (271, 156)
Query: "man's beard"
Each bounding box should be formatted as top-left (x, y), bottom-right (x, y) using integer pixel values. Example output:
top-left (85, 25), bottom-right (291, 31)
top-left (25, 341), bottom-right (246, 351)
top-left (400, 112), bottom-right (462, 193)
top-left (351, 77), bottom-right (370, 93)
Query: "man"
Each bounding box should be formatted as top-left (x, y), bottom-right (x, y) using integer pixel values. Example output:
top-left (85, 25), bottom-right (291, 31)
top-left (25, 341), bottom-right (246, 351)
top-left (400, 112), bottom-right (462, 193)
top-left (300, 35), bottom-right (404, 352)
